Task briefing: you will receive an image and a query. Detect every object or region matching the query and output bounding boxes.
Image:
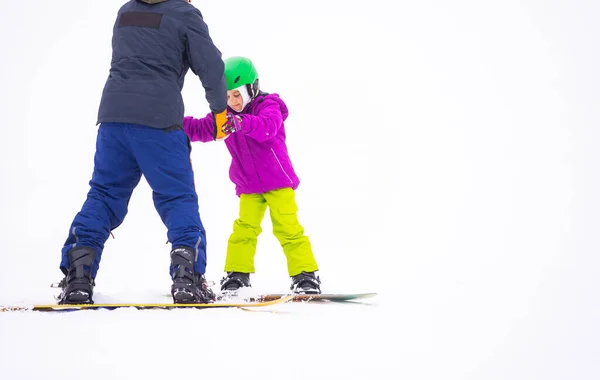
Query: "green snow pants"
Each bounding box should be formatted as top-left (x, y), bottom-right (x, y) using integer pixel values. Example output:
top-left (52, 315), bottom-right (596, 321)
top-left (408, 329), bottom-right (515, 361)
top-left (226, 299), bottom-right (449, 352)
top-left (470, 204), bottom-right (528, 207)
top-left (224, 187), bottom-right (319, 276)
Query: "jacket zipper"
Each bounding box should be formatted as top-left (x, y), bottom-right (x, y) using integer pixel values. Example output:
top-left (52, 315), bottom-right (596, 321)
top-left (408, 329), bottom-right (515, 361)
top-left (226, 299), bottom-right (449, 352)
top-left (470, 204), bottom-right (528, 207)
top-left (271, 148), bottom-right (293, 184)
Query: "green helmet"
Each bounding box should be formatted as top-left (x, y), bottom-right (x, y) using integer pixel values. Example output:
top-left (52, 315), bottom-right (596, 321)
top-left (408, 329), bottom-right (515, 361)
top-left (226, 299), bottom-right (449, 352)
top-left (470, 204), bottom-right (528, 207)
top-left (224, 56), bottom-right (260, 98)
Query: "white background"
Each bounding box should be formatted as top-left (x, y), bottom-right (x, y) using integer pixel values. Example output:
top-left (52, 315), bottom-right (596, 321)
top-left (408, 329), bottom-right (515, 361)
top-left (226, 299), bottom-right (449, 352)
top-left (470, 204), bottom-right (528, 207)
top-left (1, 1), bottom-right (599, 379)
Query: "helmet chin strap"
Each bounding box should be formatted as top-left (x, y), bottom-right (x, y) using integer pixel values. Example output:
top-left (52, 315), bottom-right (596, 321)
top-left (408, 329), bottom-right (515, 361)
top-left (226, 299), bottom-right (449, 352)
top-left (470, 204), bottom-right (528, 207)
top-left (233, 85), bottom-right (251, 113)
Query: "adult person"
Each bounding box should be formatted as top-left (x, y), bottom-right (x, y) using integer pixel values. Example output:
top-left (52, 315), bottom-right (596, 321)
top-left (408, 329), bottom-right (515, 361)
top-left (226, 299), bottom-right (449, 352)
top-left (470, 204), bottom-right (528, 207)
top-left (57, 0), bottom-right (228, 305)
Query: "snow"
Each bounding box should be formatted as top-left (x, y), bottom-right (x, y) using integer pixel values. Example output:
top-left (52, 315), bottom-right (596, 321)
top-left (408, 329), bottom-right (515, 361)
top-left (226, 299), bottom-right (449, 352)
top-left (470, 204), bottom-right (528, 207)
top-left (1, 0), bottom-right (599, 379)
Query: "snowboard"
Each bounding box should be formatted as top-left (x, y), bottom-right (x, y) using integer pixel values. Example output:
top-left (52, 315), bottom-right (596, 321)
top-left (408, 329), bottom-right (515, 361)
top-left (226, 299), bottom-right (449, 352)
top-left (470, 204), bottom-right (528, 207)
top-left (255, 292), bottom-right (377, 303)
top-left (0, 295), bottom-right (294, 312)
top-left (215, 292), bottom-right (378, 303)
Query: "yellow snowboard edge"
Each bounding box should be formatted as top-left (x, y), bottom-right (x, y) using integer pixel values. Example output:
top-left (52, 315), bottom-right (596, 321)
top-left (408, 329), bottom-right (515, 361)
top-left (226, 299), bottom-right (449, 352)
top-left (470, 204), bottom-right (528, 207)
top-left (1, 295), bottom-right (294, 312)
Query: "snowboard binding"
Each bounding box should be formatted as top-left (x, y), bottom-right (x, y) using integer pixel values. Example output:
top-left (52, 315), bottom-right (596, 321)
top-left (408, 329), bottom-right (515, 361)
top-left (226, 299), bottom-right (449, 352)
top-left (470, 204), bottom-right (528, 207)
top-left (170, 246), bottom-right (215, 304)
top-left (290, 271), bottom-right (321, 295)
top-left (220, 271), bottom-right (251, 291)
top-left (57, 246), bottom-right (96, 304)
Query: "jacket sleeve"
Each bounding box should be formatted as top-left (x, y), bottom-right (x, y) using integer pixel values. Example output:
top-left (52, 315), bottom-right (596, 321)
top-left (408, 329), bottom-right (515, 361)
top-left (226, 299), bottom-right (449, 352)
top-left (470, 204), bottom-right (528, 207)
top-left (183, 114), bottom-right (215, 143)
top-left (241, 100), bottom-right (284, 142)
top-left (182, 9), bottom-right (228, 113)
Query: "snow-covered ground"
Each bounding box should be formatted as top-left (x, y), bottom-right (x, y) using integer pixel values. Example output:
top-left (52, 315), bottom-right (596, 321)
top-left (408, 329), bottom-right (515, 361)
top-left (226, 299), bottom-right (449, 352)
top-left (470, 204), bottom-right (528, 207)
top-left (1, 1), bottom-right (599, 379)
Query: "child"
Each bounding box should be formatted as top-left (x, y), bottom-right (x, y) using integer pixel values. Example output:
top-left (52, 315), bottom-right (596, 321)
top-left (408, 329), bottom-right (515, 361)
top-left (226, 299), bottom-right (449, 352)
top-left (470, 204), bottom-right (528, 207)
top-left (183, 56), bottom-right (322, 294)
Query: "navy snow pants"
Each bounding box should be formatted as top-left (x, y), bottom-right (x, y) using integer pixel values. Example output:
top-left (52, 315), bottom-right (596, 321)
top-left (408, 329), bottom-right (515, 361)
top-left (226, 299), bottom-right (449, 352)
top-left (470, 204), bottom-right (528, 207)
top-left (60, 123), bottom-right (207, 278)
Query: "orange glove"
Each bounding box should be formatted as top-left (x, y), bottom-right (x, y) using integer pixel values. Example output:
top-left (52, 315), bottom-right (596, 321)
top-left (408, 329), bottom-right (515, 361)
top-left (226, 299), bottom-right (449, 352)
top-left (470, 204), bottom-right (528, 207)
top-left (212, 110), bottom-right (228, 140)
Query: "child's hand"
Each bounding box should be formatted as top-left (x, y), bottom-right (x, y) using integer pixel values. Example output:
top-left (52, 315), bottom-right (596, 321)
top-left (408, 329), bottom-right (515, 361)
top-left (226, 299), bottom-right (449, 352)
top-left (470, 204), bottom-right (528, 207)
top-left (222, 113), bottom-right (242, 135)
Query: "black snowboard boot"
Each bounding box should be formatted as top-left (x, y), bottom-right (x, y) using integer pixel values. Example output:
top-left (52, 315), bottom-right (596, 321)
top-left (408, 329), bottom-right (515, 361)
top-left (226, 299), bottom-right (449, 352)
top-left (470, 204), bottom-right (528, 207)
top-left (220, 271), bottom-right (251, 291)
top-left (290, 271), bottom-right (322, 294)
top-left (58, 246), bottom-right (96, 304)
top-left (170, 246), bottom-right (215, 304)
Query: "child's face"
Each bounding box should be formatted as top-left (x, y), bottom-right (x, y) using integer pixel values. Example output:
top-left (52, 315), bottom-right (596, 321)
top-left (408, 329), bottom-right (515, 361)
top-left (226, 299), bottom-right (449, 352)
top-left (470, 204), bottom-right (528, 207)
top-left (227, 89), bottom-right (243, 112)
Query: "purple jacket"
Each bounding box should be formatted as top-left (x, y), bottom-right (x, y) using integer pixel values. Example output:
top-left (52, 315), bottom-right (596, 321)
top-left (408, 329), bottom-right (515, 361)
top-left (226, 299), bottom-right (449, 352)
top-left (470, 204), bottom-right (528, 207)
top-left (183, 93), bottom-right (300, 196)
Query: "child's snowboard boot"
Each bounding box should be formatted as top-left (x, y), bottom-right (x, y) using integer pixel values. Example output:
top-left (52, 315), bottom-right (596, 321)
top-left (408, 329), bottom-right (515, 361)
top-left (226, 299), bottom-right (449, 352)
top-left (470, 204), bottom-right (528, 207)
top-left (291, 271), bottom-right (322, 294)
top-left (170, 246), bottom-right (215, 304)
top-left (220, 272), bottom-right (251, 291)
top-left (57, 246), bottom-right (96, 304)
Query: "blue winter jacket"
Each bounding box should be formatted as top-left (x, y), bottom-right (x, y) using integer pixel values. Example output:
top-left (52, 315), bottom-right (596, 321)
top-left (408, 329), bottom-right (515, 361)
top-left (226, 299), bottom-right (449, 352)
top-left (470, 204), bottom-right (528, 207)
top-left (97, 0), bottom-right (227, 129)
